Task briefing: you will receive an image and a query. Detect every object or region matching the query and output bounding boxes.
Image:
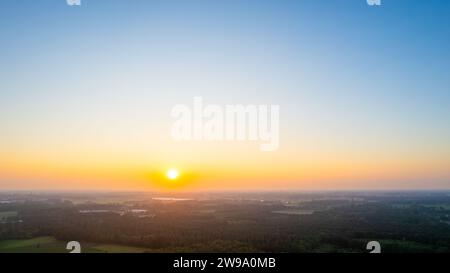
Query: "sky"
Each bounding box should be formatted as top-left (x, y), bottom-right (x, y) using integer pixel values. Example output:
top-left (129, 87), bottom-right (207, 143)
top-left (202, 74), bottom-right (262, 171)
top-left (0, 0), bottom-right (449, 191)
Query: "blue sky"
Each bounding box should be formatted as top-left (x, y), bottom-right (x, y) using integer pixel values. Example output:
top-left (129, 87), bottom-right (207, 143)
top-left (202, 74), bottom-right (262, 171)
top-left (0, 0), bottom-right (449, 190)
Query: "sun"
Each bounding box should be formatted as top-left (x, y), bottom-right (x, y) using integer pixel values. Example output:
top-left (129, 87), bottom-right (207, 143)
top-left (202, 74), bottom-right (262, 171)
top-left (166, 168), bottom-right (179, 180)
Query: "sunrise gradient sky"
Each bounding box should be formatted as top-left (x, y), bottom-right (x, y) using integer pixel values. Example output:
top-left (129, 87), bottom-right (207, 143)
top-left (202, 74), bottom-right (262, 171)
top-left (0, 0), bottom-right (449, 191)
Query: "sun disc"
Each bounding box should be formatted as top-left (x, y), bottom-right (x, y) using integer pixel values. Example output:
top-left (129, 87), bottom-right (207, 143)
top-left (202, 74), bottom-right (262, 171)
top-left (166, 168), bottom-right (179, 180)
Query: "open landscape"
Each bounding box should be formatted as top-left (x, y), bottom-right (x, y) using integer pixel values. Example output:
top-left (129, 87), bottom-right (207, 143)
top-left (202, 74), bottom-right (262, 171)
top-left (0, 0), bottom-right (449, 264)
top-left (1, 191), bottom-right (450, 253)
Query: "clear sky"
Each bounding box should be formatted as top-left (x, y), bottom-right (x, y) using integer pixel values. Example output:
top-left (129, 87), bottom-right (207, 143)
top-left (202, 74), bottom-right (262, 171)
top-left (0, 0), bottom-right (449, 191)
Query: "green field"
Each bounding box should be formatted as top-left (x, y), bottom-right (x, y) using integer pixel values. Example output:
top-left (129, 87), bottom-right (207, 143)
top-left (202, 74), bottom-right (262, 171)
top-left (0, 237), bottom-right (69, 253)
top-left (0, 211), bottom-right (18, 221)
top-left (423, 204), bottom-right (450, 210)
top-left (0, 236), bottom-right (153, 253)
top-left (90, 244), bottom-right (151, 253)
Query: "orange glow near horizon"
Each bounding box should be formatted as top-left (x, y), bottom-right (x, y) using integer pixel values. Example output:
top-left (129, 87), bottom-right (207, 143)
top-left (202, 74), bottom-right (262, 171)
top-left (1, 0), bottom-right (450, 192)
top-left (1, 115), bottom-right (449, 191)
top-left (1, 146), bottom-right (449, 191)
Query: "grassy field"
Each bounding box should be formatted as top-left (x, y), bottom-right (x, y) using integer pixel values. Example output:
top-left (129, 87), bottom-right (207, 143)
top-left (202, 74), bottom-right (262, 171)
top-left (0, 237), bottom-right (69, 253)
top-left (272, 210), bottom-right (314, 215)
top-left (90, 244), bottom-right (151, 253)
top-left (423, 204), bottom-right (450, 210)
top-left (0, 236), bottom-right (152, 253)
top-left (0, 211), bottom-right (18, 221)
